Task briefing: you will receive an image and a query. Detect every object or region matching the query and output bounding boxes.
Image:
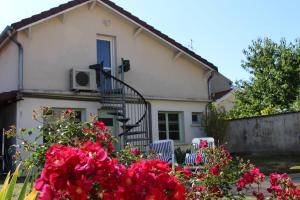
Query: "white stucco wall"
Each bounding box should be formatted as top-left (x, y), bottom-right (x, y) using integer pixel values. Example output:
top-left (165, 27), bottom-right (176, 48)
top-left (16, 97), bottom-right (100, 143)
top-left (0, 42), bottom-right (18, 93)
top-left (149, 99), bottom-right (207, 144)
top-left (16, 2), bottom-right (210, 100)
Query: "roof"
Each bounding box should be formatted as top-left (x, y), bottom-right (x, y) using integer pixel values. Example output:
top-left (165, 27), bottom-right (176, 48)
top-left (0, 90), bottom-right (21, 107)
top-left (0, 0), bottom-right (218, 71)
top-left (212, 89), bottom-right (233, 101)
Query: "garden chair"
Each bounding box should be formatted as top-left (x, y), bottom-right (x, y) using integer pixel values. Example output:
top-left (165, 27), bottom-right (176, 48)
top-left (149, 139), bottom-right (175, 171)
top-left (185, 137), bottom-right (215, 165)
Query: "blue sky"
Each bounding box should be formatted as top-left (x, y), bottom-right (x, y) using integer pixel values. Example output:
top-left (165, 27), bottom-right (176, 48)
top-left (1, 0), bottom-right (300, 82)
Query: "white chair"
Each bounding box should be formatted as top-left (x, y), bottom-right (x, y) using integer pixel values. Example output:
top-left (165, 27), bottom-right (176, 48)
top-left (149, 140), bottom-right (175, 171)
top-left (185, 137), bottom-right (215, 165)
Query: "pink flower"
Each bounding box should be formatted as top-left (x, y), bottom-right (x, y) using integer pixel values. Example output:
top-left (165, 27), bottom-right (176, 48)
top-left (195, 154), bottom-right (203, 164)
top-left (252, 191), bottom-right (264, 200)
top-left (38, 185), bottom-right (53, 200)
top-left (131, 148), bottom-right (141, 156)
top-left (199, 140), bottom-right (208, 148)
top-left (93, 120), bottom-right (107, 131)
top-left (209, 165), bottom-right (220, 176)
top-left (237, 179), bottom-right (246, 189)
top-left (269, 173), bottom-right (281, 186)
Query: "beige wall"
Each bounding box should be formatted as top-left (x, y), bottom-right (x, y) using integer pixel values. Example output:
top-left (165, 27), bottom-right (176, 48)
top-left (149, 99), bottom-right (207, 144)
top-left (16, 2), bottom-right (210, 100)
top-left (0, 42), bottom-right (18, 93)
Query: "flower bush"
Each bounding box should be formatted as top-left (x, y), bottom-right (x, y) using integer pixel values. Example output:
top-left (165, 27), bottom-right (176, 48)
top-left (6, 108), bottom-right (300, 199)
top-left (34, 142), bottom-right (185, 200)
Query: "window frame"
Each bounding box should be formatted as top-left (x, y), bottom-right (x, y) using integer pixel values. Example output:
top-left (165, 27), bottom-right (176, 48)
top-left (158, 111), bottom-right (184, 142)
top-left (191, 112), bottom-right (204, 126)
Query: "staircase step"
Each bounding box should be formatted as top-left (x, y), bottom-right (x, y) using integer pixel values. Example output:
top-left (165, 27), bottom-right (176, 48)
top-left (107, 111), bottom-right (124, 117)
top-left (125, 138), bottom-right (151, 142)
top-left (100, 101), bottom-right (123, 104)
top-left (121, 124), bottom-right (139, 130)
top-left (119, 131), bottom-right (146, 136)
top-left (102, 88), bottom-right (123, 94)
top-left (101, 106), bottom-right (123, 110)
top-left (116, 117), bottom-right (130, 123)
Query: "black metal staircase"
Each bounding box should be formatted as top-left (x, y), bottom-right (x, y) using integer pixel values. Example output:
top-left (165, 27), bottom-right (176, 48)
top-left (90, 63), bottom-right (151, 150)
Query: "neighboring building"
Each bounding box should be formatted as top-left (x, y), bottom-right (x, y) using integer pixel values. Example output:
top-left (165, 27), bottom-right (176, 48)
top-left (213, 89), bottom-right (236, 112)
top-left (210, 72), bottom-right (234, 111)
top-left (211, 71), bottom-right (232, 95)
top-left (0, 0), bottom-right (230, 171)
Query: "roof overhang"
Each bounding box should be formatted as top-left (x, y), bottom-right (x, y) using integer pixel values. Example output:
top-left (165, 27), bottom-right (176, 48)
top-left (0, 90), bottom-right (22, 107)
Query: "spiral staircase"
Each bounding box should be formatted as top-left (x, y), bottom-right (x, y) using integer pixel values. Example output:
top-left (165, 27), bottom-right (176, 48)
top-left (90, 62), bottom-right (151, 150)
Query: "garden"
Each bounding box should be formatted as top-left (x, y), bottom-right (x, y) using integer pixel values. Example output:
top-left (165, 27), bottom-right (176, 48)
top-left (1, 107), bottom-right (300, 200)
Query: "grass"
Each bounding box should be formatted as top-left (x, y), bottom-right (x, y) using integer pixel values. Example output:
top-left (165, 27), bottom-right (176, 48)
top-left (0, 179), bottom-right (33, 200)
top-left (237, 154), bottom-right (300, 175)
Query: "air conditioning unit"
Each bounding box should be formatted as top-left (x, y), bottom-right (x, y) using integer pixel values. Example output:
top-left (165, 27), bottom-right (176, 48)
top-left (70, 68), bottom-right (97, 91)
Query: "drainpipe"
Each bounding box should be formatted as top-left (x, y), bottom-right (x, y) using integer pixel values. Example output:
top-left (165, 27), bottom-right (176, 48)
top-left (5, 26), bottom-right (24, 91)
top-left (205, 70), bottom-right (214, 116)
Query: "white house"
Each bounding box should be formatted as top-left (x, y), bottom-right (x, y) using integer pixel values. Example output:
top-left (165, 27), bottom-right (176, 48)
top-left (0, 0), bottom-right (231, 171)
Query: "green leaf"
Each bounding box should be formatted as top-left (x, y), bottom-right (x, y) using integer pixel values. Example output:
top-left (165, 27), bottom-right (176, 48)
top-left (0, 171), bottom-right (11, 200)
top-left (18, 167), bottom-right (32, 200)
top-left (6, 164), bottom-right (21, 200)
top-left (290, 166), bottom-right (300, 170)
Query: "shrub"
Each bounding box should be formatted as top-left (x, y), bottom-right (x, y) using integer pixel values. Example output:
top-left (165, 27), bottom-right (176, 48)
top-left (6, 107), bottom-right (117, 171)
top-left (202, 103), bottom-right (228, 144)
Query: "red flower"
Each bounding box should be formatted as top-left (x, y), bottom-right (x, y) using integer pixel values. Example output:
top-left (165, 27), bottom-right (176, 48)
top-left (194, 185), bottom-right (206, 192)
top-left (175, 166), bottom-right (192, 177)
top-left (37, 185), bottom-right (53, 200)
top-left (237, 179), bottom-right (246, 189)
top-left (253, 191), bottom-right (264, 200)
top-left (93, 120), bottom-right (107, 131)
top-left (199, 140), bottom-right (208, 148)
top-left (270, 173), bottom-right (281, 186)
top-left (195, 154), bottom-right (203, 164)
top-left (131, 148), bottom-right (141, 156)
top-left (209, 165), bottom-right (220, 176)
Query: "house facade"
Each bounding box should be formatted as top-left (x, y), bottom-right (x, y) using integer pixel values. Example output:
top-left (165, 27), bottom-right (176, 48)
top-left (0, 0), bottom-right (227, 171)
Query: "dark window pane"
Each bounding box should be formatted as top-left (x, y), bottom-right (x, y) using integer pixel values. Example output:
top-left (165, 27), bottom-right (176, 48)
top-left (75, 111), bottom-right (82, 123)
top-left (98, 118), bottom-right (113, 126)
top-left (158, 123), bottom-right (166, 131)
top-left (169, 123), bottom-right (179, 131)
top-left (159, 131), bottom-right (167, 140)
top-left (97, 40), bottom-right (111, 68)
top-left (168, 113), bottom-right (178, 121)
top-left (158, 113), bottom-right (165, 121)
top-left (169, 131), bottom-right (180, 140)
top-left (192, 114), bottom-right (198, 122)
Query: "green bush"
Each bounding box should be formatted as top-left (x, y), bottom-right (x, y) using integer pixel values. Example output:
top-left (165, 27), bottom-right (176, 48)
top-left (202, 104), bottom-right (228, 145)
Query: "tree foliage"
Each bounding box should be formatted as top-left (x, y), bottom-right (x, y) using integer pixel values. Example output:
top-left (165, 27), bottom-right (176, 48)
top-left (230, 38), bottom-right (300, 118)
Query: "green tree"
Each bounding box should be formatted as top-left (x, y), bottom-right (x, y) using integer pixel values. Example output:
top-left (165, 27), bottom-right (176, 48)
top-left (231, 38), bottom-right (300, 118)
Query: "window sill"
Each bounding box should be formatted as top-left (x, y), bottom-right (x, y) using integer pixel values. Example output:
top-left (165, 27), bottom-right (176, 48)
top-left (191, 123), bottom-right (203, 127)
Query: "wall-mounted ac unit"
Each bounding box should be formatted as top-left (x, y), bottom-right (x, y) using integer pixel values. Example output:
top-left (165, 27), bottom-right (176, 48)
top-left (70, 68), bottom-right (97, 91)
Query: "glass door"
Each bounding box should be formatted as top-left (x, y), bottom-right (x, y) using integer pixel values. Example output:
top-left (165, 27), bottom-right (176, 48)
top-left (97, 37), bottom-right (115, 91)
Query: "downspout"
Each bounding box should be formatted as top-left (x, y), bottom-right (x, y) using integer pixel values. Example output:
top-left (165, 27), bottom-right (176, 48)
top-left (205, 70), bottom-right (214, 116)
top-left (5, 26), bottom-right (24, 91)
